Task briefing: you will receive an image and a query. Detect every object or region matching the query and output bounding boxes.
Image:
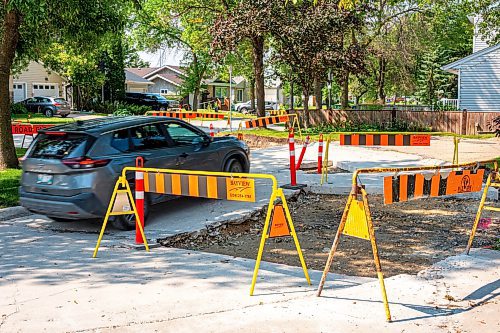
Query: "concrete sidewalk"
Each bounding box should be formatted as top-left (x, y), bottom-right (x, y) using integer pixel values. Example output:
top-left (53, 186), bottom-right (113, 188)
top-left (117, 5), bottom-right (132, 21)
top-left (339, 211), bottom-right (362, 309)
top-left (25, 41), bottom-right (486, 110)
top-left (1, 214), bottom-right (498, 332)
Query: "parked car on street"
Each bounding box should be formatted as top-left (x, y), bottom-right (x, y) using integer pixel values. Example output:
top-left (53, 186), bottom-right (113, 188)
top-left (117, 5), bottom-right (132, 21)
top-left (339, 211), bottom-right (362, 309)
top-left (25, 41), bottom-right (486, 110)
top-left (234, 100), bottom-right (277, 114)
top-left (20, 116), bottom-right (250, 230)
top-left (124, 92), bottom-right (178, 111)
top-left (15, 96), bottom-right (71, 117)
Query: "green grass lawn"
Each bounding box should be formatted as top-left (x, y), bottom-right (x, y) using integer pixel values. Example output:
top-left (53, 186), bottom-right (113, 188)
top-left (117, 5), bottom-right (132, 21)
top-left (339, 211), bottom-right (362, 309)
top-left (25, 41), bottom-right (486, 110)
top-left (0, 148), bottom-right (28, 208)
top-left (11, 114), bottom-right (75, 124)
top-left (0, 168), bottom-right (22, 208)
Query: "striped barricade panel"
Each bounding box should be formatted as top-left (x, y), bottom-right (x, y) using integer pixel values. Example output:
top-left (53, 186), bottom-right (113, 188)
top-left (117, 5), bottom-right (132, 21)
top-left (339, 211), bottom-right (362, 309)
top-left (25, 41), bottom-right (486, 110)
top-left (383, 168), bottom-right (485, 204)
top-left (195, 113), bottom-right (224, 119)
top-left (143, 173), bottom-right (256, 202)
top-left (340, 134), bottom-right (430, 146)
top-left (244, 115), bottom-right (289, 128)
top-left (149, 112), bottom-right (196, 119)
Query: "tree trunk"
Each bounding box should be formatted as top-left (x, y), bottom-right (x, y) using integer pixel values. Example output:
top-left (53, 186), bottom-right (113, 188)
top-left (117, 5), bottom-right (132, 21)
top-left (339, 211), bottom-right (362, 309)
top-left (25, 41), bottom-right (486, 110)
top-left (302, 87), bottom-right (310, 129)
top-left (252, 36), bottom-right (265, 117)
top-left (0, 10), bottom-right (21, 170)
top-left (340, 70), bottom-right (349, 109)
top-left (250, 78), bottom-right (255, 111)
top-left (314, 77), bottom-right (322, 111)
top-left (192, 86), bottom-right (200, 111)
top-left (376, 56), bottom-right (386, 104)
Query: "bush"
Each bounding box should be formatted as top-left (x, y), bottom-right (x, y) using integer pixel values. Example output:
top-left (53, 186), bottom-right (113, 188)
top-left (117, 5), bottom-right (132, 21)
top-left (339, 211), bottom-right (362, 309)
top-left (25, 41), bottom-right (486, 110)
top-left (303, 119), bottom-right (431, 135)
top-left (10, 103), bottom-right (27, 115)
top-left (87, 101), bottom-right (150, 115)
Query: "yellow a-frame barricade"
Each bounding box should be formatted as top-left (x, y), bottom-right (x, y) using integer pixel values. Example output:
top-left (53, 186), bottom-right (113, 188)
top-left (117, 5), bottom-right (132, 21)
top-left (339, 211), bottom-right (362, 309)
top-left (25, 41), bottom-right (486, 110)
top-left (92, 167), bottom-right (310, 294)
top-left (466, 161), bottom-right (499, 253)
top-left (317, 160), bottom-right (498, 322)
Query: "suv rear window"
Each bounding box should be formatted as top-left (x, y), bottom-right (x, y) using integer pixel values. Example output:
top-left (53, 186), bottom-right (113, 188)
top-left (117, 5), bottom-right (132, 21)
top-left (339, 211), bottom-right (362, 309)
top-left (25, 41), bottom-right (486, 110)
top-left (30, 133), bottom-right (92, 159)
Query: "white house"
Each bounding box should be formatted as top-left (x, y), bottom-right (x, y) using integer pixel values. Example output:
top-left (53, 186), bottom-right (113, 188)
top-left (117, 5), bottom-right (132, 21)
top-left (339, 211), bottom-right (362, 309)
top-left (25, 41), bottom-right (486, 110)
top-left (442, 17), bottom-right (499, 112)
top-left (9, 61), bottom-right (67, 103)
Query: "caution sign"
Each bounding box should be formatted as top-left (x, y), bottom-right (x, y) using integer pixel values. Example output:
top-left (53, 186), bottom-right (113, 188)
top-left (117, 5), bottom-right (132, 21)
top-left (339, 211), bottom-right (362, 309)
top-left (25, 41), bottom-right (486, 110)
top-left (410, 134), bottom-right (431, 146)
top-left (269, 205), bottom-right (290, 238)
top-left (111, 190), bottom-right (133, 213)
top-left (342, 199), bottom-right (370, 240)
top-left (11, 124), bottom-right (34, 135)
top-left (383, 168), bottom-right (485, 204)
top-left (445, 170), bottom-right (484, 195)
top-left (226, 178), bottom-right (255, 202)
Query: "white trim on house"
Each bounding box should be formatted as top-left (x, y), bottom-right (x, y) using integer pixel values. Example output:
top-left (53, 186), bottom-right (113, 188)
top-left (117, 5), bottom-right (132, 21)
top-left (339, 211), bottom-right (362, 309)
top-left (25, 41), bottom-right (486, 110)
top-left (148, 74), bottom-right (182, 87)
top-left (442, 43), bottom-right (500, 73)
top-left (143, 65), bottom-right (184, 78)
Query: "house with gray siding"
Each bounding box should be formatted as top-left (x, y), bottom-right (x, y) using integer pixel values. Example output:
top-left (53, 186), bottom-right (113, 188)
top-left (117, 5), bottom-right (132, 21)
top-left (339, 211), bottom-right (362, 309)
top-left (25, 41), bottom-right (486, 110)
top-left (127, 66), bottom-right (184, 95)
top-left (442, 17), bottom-right (499, 112)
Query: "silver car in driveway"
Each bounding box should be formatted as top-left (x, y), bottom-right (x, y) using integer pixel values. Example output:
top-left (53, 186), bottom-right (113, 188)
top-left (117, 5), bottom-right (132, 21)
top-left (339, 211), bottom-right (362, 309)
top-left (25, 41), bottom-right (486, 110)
top-left (20, 116), bottom-right (250, 229)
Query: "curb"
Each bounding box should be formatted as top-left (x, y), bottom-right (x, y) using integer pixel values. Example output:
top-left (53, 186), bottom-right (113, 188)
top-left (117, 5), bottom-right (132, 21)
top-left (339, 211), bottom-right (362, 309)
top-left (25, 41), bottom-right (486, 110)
top-left (0, 206), bottom-right (32, 222)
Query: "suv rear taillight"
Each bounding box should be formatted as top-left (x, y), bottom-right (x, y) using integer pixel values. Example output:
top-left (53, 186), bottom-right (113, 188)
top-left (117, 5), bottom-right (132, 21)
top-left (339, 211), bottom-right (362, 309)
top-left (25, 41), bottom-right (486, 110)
top-left (62, 157), bottom-right (110, 169)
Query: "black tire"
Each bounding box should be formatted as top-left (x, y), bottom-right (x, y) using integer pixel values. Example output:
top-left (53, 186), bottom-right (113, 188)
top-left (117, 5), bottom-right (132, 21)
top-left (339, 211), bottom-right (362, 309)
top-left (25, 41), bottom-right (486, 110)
top-left (224, 158), bottom-right (244, 173)
top-left (111, 194), bottom-right (150, 231)
top-left (159, 106), bottom-right (166, 111)
top-left (61, 114), bottom-right (69, 118)
top-left (240, 107), bottom-right (248, 114)
top-left (44, 108), bottom-right (54, 117)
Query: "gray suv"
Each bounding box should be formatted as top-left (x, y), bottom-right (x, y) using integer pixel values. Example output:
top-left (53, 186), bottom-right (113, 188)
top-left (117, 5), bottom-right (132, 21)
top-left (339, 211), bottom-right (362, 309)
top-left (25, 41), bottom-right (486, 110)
top-left (20, 116), bottom-right (250, 229)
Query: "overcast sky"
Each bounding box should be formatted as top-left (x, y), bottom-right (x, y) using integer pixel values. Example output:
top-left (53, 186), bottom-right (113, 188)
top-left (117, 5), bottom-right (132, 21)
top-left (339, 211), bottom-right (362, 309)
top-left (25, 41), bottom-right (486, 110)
top-left (139, 48), bottom-right (185, 67)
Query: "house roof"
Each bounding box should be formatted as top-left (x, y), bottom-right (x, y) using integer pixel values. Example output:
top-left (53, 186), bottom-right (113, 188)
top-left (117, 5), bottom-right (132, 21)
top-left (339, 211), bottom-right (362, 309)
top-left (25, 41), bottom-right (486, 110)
top-left (125, 70), bottom-right (154, 84)
top-left (126, 67), bottom-right (160, 77)
top-left (149, 73), bottom-right (184, 87)
top-left (442, 43), bottom-right (500, 74)
top-left (142, 65), bottom-right (185, 78)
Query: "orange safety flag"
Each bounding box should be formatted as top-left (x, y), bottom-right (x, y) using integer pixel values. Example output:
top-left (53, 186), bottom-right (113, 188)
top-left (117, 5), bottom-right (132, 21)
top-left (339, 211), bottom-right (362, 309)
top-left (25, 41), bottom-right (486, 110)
top-left (269, 205), bottom-right (290, 238)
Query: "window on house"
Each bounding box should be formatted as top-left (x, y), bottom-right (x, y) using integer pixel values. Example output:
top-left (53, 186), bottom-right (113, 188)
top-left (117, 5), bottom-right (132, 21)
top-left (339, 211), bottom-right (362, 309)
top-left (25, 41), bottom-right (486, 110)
top-left (215, 87), bottom-right (228, 98)
top-left (160, 89), bottom-right (169, 94)
top-left (44, 85), bottom-right (50, 89)
top-left (237, 89), bottom-right (243, 102)
top-left (50, 85), bottom-right (55, 89)
top-left (33, 85), bottom-right (38, 89)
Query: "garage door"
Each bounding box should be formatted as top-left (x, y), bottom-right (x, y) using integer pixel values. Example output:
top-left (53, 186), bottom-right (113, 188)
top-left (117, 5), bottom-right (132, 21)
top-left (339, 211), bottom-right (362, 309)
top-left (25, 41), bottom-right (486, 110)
top-left (32, 83), bottom-right (59, 98)
top-left (13, 83), bottom-right (26, 102)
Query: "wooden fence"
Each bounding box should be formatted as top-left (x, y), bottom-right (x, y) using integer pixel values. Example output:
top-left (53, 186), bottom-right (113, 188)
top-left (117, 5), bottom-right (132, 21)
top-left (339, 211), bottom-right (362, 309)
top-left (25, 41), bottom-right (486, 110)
top-left (294, 109), bottom-right (500, 135)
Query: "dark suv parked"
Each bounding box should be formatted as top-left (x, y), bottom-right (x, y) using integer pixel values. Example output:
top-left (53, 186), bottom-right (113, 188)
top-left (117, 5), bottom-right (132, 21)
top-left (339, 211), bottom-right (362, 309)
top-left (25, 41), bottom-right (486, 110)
top-left (15, 96), bottom-right (71, 117)
top-left (20, 116), bottom-right (250, 229)
top-left (124, 92), bottom-right (177, 111)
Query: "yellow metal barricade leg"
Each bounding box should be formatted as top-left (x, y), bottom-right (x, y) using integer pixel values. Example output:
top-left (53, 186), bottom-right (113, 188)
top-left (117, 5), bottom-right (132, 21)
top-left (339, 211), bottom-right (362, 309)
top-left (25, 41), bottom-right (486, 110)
top-left (250, 189), bottom-right (278, 295)
top-left (317, 191), bottom-right (355, 296)
top-left (292, 116), bottom-right (303, 142)
top-left (453, 136), bottom-right (460, 165)
top-left (278, 188), bottom-right (311, 285)
top-left (466, 173), bottom-right (492, 254)
top-left (93, 176), bottom-right (149, 258)
top-left (361, 188), bottom-right (391, 322)
top-left (93, 178), bottom-right (122, 258)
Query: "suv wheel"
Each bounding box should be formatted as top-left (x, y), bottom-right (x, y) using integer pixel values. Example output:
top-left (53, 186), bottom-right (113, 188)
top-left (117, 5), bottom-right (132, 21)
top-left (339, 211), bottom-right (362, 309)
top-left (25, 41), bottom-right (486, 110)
top-left (240, 107), bottom-right (248, 114)
top-left (44, 108), bottom-right (54, 117)
top-left (159, 106), bottom-right (166, 111)
top-left (224, 158), bottom-right (244, 173)
top-left (111, 194), bottom-right (150, 231)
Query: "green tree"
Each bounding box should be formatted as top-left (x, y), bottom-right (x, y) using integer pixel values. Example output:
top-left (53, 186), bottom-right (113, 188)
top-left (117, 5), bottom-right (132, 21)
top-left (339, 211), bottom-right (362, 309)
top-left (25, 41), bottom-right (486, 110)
top-left (133, 0), bottom-right (219, 111)
top-left (0, 0), bottom-right (134, 169)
